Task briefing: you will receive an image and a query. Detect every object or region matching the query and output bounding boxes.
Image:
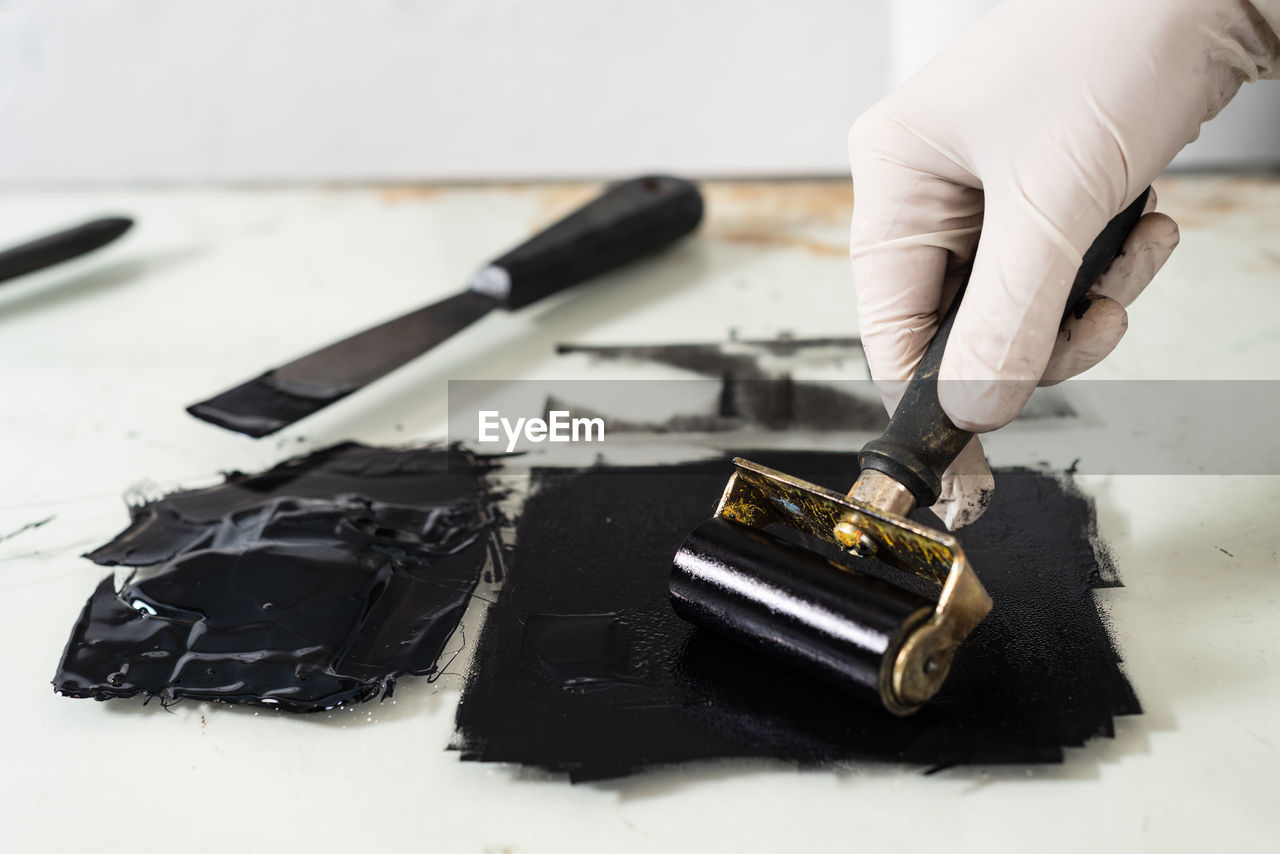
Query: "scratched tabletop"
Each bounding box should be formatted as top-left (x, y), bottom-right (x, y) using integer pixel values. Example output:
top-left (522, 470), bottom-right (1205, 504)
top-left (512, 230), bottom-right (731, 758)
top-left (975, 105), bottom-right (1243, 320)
top-left (1, 177), bottom-right (1277, 853)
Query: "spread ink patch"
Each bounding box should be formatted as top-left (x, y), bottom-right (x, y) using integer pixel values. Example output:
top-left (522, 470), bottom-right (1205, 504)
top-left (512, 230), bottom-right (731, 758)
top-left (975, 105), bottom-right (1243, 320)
top-left (451, 452), bottom-right (1141, 781)
top-left (53, 443), bottom-right (500, 712)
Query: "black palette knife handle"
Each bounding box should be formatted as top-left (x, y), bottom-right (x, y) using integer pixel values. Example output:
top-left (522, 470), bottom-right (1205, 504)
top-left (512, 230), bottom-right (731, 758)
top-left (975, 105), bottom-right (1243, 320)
top-left (0, 217), bottom-right (133, 285)
top-left (858, 187), bottom-right (1151, 507)
top-left (469, 175), bottom-right (704, 310)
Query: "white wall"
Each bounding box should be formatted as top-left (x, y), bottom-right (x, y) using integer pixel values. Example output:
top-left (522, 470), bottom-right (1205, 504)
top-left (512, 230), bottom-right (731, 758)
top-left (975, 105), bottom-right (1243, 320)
top-left (0, 0), bottom-right (889, 183)
top-left (0, 0), bottom-right (1274, 184)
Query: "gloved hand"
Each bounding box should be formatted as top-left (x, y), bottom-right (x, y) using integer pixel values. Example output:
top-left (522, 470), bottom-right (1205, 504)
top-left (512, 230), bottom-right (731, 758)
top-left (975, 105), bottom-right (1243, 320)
top-left (849, 0), bottom-right (1280, 528)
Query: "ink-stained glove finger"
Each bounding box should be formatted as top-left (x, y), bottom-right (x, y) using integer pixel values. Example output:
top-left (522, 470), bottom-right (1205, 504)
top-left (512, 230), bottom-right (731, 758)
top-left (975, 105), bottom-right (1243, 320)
top-left (1089, 211), bottom-right (1179, 309)
top-left (933, 436), bottom-right (995, 530)
top-left (1039, 209), bottom-right (1179, 384)
top-left (938, 186), bottom-right (1121, 433)
top-left (1040, 295), bottom-right (1128, 385)
top-left (871, 378), bottom-right (993, 530)
top-left (936, 205), bottom-right (1178, 519)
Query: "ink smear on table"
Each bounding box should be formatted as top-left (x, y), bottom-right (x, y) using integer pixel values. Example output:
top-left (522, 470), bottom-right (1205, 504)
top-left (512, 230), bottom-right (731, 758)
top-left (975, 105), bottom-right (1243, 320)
top-left (54, 443), bottom-right (500, 712)
top-left (552, 338), bottom-right (1076, 435)
top-left (452, 452), bottom-right (1140, 781)
top-left (555, 337), bottom-right (888, 433)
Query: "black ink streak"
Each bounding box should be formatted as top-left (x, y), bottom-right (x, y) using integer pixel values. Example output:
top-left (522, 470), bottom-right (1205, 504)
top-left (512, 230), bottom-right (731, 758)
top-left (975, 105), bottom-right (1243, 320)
top-left (0, 515), bottom-right (55, 544)
top-left (554, 339), bottom-right (889, 432)
top-left (453, 452), bottom-right (1141, 781)
top-left (54, 443), bottom-right (500, 712)
top-left (551, 338), bottom-right (1074, 434)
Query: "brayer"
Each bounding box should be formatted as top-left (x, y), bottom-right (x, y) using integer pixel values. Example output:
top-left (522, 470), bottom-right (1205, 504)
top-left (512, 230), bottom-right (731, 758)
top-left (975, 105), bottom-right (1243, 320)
top-left (671, 188), bottom-right (1150, 715)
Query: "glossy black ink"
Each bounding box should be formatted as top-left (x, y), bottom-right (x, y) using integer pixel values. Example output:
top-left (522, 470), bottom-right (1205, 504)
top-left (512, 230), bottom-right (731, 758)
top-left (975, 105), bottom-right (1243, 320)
top-left (521, 614), bottom-right (652, 690)
top-left (671, 516), bottom-right (930, 707)
top-left (453, 453), bottom-right (1141, 781)
top-left (55, 443), bottom-right (498, 711)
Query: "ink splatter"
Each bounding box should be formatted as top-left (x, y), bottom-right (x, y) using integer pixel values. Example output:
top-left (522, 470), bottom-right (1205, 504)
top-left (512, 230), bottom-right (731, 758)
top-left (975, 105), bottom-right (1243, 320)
top-left (54, 443), bottom-right (500, 712)
top-left (452, 452), bottom-right (1140, 781)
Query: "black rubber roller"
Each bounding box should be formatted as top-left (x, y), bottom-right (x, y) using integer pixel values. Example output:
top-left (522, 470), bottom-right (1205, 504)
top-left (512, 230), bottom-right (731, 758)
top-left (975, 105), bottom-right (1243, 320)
top-left (671, 517), bottom-right (933, 705)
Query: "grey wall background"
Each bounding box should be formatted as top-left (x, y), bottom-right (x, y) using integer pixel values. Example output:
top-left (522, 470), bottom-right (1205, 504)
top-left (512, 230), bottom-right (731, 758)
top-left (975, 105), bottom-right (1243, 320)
top-left (0, 0), bottom-right (1275, 184)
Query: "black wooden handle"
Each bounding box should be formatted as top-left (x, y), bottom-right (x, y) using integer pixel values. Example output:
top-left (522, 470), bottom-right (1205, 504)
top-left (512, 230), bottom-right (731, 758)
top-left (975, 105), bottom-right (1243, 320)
top-left (0, 217), bottom-right (133, 285)
top-left (858, 187), bottom-right (1151, 507)
top-left (475, 175), bottom-right (704, 310)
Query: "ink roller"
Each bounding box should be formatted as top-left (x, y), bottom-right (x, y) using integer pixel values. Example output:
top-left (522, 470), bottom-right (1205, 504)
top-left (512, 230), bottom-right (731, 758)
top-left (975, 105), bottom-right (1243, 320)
top-left (671, 188), bottom-right (1151, 715)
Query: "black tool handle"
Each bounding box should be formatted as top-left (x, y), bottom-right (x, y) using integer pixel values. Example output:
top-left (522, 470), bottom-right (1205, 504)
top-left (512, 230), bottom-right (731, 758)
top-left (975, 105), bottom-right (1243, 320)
top-left (475, 175), bottom-right (704, 310)
top-left (858, 187), bottom-right (1151, 507)
top-left (0, 217), bottom-right (134, 285)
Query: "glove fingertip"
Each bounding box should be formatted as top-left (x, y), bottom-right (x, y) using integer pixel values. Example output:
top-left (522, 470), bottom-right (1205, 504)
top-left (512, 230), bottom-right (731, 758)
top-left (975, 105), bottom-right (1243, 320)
top-left (1143, 211), bottom-right (1180, 251)
top-left (934, 474), bottom-right (996, 530)
top-left (1041, 295), bottom-right (1128, 385)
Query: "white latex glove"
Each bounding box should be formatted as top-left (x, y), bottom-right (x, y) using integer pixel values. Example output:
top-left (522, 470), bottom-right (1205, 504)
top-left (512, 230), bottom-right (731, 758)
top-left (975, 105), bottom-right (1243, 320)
top-left (849, 0), bottom-right (1280, 528)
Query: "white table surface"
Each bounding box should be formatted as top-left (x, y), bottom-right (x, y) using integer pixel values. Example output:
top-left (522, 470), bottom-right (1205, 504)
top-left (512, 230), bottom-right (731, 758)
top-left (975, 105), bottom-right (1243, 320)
top-left (1, 176), bottom-right (1277, 853)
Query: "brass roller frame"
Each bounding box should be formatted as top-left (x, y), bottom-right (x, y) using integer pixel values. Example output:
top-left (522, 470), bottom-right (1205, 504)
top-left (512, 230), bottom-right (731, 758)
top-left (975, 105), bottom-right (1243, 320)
top-left (714, 458), bottom-right (993, 714)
